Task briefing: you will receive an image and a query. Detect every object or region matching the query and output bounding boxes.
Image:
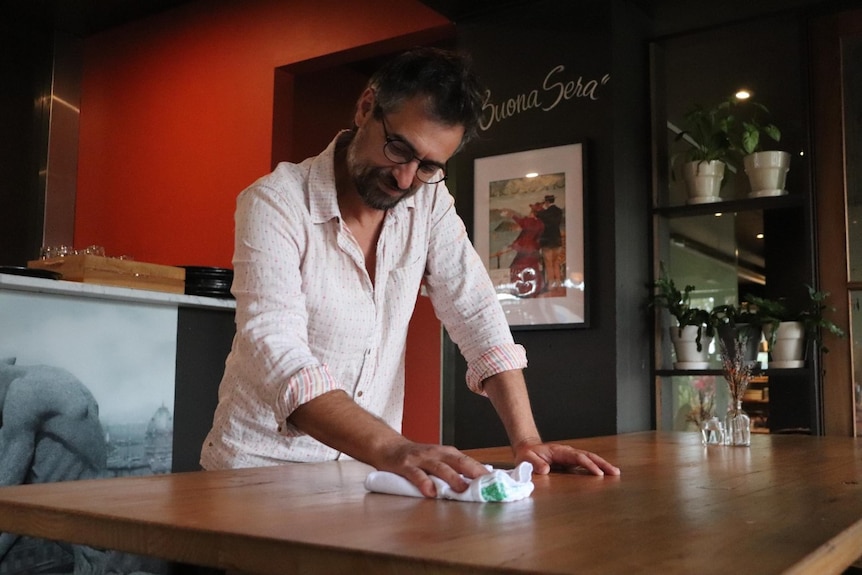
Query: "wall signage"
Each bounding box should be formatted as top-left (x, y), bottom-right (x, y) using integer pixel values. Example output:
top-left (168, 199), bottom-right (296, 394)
top-left (479, 65), bottom-right (611, 132)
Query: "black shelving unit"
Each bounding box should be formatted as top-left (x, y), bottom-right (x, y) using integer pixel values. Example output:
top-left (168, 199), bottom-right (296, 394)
top-left (649, 13), bottom-right (821, 435)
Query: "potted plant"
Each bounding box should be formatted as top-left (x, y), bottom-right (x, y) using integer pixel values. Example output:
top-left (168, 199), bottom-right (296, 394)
top-left (746, 286), bottom-right (845, 368)
top-left (648, 266), bottom-right (715, 368)
top-left (712, 302), bottom-right (763, 367)
top-left (729, 100), bottom-right (789, 198)
top-left (743, 294), bottom-right (800, 367)
top-left (672, 100), bottom-right (735, 205)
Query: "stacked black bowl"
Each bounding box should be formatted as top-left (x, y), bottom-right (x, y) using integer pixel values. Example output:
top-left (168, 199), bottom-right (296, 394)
top-left (181, 266), bottom-right (234, 299)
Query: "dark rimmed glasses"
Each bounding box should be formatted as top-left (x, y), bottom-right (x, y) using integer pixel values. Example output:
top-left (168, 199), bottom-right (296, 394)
top-left (379, 112), bottom-right (447, 184)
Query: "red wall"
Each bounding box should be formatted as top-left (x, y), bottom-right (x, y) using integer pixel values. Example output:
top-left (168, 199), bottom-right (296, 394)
top-left (76, 0), bottom-right (449, 442)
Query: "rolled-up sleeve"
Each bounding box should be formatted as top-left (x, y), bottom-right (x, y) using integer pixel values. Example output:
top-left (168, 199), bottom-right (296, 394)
top-left (422, 185), bottom-right (528, 395)
top-left (464, 344), bottom-right (528, 394)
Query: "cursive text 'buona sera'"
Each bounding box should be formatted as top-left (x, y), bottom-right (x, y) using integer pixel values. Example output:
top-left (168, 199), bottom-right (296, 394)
top-left (479, 64), bottom-right (610, 131)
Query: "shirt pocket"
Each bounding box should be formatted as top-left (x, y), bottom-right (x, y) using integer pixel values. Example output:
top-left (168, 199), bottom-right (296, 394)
top-left (387, 256), bottom-right (426, 295)
top-left (380, 257), bottom-right (426, 330)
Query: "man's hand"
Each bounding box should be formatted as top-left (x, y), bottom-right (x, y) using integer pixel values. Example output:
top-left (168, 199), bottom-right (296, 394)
top-left (289, 390), bottom-right (489, 498)
top-left (374, 439), bottom-right (490, 498)
top-left (481, 370), bottom-right (621, 477)
top-left (513, 438), bottom-right (621, 476)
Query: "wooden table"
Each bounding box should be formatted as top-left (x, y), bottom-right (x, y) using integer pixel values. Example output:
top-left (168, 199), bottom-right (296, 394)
top-left (0, 431), bottom-right (860, 574)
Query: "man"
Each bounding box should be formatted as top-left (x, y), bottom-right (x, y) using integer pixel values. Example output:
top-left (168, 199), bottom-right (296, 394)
top-left (536, 194), bottom-right (564, 290)
top-left (201, 48), bottom-right (619, 497)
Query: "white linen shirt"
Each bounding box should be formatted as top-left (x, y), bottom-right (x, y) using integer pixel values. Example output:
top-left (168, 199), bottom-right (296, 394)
top-left (201, 133), bottom-right (527, 469)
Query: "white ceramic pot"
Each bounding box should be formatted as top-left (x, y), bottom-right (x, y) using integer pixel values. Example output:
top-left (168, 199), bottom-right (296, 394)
top-left (762, 320), bottom-right (805, 368)
top-left (669, 325), bottom-right (712, 369)
top-left (683, 160), bottom-right (724, 204)
top-left (744, 151), bottom-right (791, 197)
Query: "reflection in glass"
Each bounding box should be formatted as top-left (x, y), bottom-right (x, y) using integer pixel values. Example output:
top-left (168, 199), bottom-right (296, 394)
top-left (843, 37), bottom-right (862, 435)
top-left (667, 211), bottom-right (764, 311)
top-left (852, 292), bottom-right (862, 436)
top-left (668, 375), bottom-right (728, 432)
top-left (662, 212), bottom-right (770, 373)
top-left (845, 37), bottom-right (862, 282)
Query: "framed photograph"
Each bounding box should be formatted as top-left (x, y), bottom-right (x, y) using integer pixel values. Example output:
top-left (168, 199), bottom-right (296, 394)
top-left (474, 143), bottom-right (586, 328)
top-left (0, 291), bottom-right (177, 574)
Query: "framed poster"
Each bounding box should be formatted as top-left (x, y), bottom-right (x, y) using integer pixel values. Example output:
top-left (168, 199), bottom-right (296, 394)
top-left (474, 143), bottom-right (586, 328)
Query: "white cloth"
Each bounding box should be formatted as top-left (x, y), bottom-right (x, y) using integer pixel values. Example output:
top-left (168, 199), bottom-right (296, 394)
top-left (201, 132), bottom-right (527, 470)
top-left (365, 462), bottom-right (535, 502)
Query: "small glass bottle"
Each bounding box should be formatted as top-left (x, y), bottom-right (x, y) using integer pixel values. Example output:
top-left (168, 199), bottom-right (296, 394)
top-left (700, 416), bottom-right (724, 445)
top-left (724, 401), bottom-right (751, 446)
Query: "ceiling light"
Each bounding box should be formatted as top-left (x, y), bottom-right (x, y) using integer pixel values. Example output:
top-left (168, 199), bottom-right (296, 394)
top-left (735, 89), bottom-right (752, 100)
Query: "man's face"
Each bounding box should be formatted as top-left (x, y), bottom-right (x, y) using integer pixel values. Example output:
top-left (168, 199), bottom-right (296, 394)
top-left (347, 93), bottom-right (464, 211)
top-left (346, 139), bottom-right (416, 210)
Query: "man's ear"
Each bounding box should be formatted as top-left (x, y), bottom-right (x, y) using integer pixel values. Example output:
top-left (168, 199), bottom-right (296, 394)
top-left (354, 88), bottom-right (376, 127)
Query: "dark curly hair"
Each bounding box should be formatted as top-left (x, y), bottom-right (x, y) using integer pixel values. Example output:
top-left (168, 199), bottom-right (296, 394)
top-left (367, 47), bottom-right (485, 147)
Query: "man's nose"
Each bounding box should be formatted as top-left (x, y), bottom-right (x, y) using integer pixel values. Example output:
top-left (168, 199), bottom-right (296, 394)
top-left (392, 161), bottom-right (419, 190)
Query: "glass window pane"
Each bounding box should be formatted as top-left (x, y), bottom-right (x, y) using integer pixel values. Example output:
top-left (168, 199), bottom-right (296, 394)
top-left (663, 375), bottom-right (727, 431)
top-left (667, 211), bottom-right (764, 309)
top-left (851, 291), bottom-right (862, 436)
top-left (842, 35), bottom-right (862, 435)
top-left (663, 374), bottom-right (771, 434)
top-left (844, 36), bottom-right (862, 281)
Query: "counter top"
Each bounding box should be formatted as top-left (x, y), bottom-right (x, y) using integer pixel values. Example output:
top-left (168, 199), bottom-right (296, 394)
top-left (0, 432), bottom-right (860, 574)
top-left (0, 272), bottom-right (235, 310)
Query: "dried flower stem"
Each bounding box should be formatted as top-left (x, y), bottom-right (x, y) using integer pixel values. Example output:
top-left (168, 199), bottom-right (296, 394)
top-left (719, 337), bottom-right (754, 405)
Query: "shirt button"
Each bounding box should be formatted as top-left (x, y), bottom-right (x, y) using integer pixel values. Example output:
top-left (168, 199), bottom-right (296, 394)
top-left (357, 391), bottom-right (364, 397)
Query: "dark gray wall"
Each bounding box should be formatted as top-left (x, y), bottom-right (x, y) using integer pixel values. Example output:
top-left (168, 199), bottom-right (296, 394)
top-left (442, 0), bottom-right (652, 448)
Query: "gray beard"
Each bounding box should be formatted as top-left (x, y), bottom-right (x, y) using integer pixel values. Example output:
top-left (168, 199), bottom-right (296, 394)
top-left (345, 136), bottom-right (420, 210)
top-left (355, 167), bottom-right (417, 210)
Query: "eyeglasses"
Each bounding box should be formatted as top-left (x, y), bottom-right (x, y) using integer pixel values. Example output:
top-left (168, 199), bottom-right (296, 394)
top-left (379, 113), bottom-right (447, 184)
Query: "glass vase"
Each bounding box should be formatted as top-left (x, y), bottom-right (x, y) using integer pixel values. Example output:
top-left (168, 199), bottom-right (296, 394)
top-left (724, 401), bottom-right (751, 446)
top-left (700, 416), bottom-right (724, 445)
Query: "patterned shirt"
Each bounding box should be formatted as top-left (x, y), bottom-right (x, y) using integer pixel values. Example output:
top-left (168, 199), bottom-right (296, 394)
top-left (201, 133), bottom-right (527, 469)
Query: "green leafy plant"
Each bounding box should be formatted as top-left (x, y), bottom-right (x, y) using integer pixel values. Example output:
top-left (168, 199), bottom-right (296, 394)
top-left (673, 100), bottom-right (736, 165)
top-left (647, 265), bottom-right (715, 351)
top-left (741, 294), bottom-right (788, 335)
top-left (730, 101), bottom-right (781, 156)
top-left (710, 301), bottom-right (764, 366)
top-left (744, 286), bottom-right (844, 353)
top-left (711, 301), bottom-right (760, 329)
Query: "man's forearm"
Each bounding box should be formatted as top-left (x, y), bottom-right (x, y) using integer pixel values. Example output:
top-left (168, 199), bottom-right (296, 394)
top-left (482, 369), bottom-right (543, 450)
top-left (287, 389), bottom-right (492, 497)
top-left (287, 390), bottom-right (406, 468)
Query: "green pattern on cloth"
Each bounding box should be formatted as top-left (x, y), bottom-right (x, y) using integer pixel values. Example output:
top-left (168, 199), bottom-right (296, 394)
top-left (480, 481), bottom-right (508, 502)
